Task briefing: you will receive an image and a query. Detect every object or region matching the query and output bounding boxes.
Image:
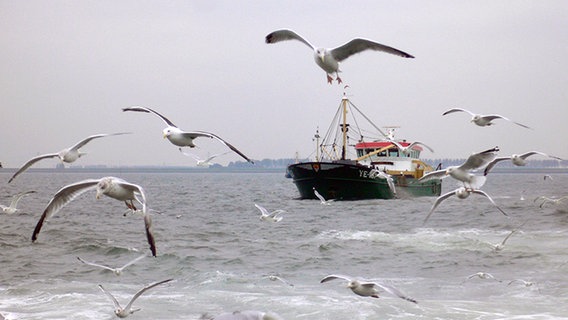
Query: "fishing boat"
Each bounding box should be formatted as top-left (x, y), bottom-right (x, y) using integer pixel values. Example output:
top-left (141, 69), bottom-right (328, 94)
top-left (287, 95), bottom-right (442, 200)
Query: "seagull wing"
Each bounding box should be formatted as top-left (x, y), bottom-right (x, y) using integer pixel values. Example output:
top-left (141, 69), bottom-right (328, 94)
top-left (77, 256), bottom-right (115, 272)
top-left (313, 189), bottom-right (326, 202)
top-left (320, 274), bottom-right (352, 283)
top-left (265, 29), bottom-right (316, 50)
top-left (460, 147), bottom-right (499, 171)
top-left (371, 282), bottom-right (418, 304)
top-left (119, 254), bottom-right (147, 271)
top-left (254, 203), bottom-right (269, 216)
top-left (143, 213), bottom-right (157, 257)
top-left (483, 157), bottom-right (510, 176)
top-left (178, 148), bottom-right (202, 161)
top-left (519, 151), bottom-right (562, 161)
top-left (68, 133), bottom-right (131, 151)
top-left (31, 179), bottom-right (100, 242)
top-left (98, 284), bottom-right (122, 310)
top-left (204, 151), bottom-right (231, 162)
top-left (471, 189), bottom-right (507, 216)
top-left (8, 153), bottom-right (60, 183)
top-left (424, 190), bottom-right (456, 224)
top-left (122, 106), bottom-right (178, 128)
top-left (9, 190), bottom-right (36, 208)
top-left (183, 131), bottom-right (254, 163)
top-left (442, 108), bottom-right (476, 117)
top-left (408, 141), bottom-right (434, 153)
top-left (330, 38), bottom-right (414, 61)
top-left (417, 169), bottom-right (446, 182)
top-left (122, 279), bottom-right (174, 313)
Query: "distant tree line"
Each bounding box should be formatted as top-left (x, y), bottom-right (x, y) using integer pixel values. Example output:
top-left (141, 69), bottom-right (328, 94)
top-left (227, 158), bottom-right (567, 169)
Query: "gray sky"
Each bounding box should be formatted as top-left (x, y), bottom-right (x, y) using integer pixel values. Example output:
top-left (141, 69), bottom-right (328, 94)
top-left (1, 1), bottom-right (567, 167)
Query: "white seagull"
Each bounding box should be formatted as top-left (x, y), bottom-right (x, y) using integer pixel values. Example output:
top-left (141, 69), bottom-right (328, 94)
top-left (313, 187), bottom-right (335, 205)
top-left (320, 274), bottom-right (417, 303)
top-left (123, 106), bottom-right (253, 163)
top-left (254, 203), bottom-right (285, 222)
top-left (534, 195), bottom-right (568, 208)
top-left (99, 278), bottom-right (173, 318)
top-left (484, 151), bottom-right (563, 175)
top-left (370, 169), bottom-right (396, 195)
top-left (265, 29), bottom-right (414, 84)
top-left (265, 275), bottom-right (294, 287)
top-left (77, 254), bottom-right (146, 276)
top-left (442, 108), bottom-right (531, 129)
top-left (387, 140), bottom-right (434, 156)
top-left (1, 190), bottom-right (36, 214)
top-left (419, 147), bottom-right (499, 189)
top-left (424, 187), bottom-right (507, 223)
top-left (8, 133), bottom-right (130, 183)
top-left (31, 176), bottom-right (157, 257)
top-left (463, 272), bottom-right (501, 283)
top-left (178, 148), bottom-right (230, 167)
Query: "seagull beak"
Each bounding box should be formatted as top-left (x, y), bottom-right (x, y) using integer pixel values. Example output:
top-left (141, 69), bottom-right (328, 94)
top-left (95, 189), bottom-right (102, 199)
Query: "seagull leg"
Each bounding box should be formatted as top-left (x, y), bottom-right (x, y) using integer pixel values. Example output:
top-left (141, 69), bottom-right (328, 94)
top-left (336, 76), bottom-right (342, 84)
top-left (326, 74), bottom-right (334, 84)
top-left (125, 200), bottom-right (137, 211)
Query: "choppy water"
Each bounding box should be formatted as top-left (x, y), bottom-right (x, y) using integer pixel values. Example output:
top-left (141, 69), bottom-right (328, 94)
top-left (0, 170), bottom-right (567, 319)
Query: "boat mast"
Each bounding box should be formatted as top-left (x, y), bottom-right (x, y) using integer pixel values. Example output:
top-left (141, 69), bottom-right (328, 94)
top-left (341, 95), bottom-right (348, 160)
top-left (313, 127), bottom-right (320, 162)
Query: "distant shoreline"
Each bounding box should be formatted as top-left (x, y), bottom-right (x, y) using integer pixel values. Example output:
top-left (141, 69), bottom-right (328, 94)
top-left (0, 166), bottom-right (566, 174)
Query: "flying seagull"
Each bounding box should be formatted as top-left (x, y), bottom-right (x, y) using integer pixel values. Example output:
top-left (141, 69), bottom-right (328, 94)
top-left (122, 106), bottom-right (253, 163)
top-left (320, 274), bottom-right (417, 303)
top-left (8, 132), bottom-right (130, 183)
top-left (386, 140), bottom-right (434, 156)
top-left (313, 187), bottom-right (335, 205)
top-left (77, 254), bottom-right (146, 276)
top-left (370, 169), bottom-right (396, 195)
top-left (419, 147), bottom-right (499, 189)
top-left (484, 151), bottom-right (563, 175)
top-left (178, 148), bottom-right (230, 167)
top-left (99, 278), bottom-right (173, 318)
top-left (424, 186), bottom-right (507, 224)
top-left (1, 190), bottom-right (36, 214)
top-left (534, 195), bottom-right (568, 208)
top-left (265, 29), bottom-right (414, 84)
top-left (254, 203), bottom-right (285, 222)
top-left (31, 176), bottom-right (157, 257)
top-left (442, 108), bottom-right (531, 129)
top-left (463, 272), bottom-right (502, 283)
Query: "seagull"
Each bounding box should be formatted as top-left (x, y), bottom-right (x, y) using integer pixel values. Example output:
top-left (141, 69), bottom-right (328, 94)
top-left (265, 275), bottom-right (294, 287)
top-left (122, 106), bottom-right (253, 163)
top-left (370, 169), bottom-right (396, 195)
top-left (424, 187), bottom-right (507, 223)
top-left (419, 147), bottom-right (499, 189)
top-left (320, 274), bottom-right (417, 303)
top-left (386, 140), bottom-right (434, 156)
top-left (484, 151), bottom-right (563, 175)
top-left (507, 279), bottom-right (539, 292)
top-left (463, 272), bottom-right (502, 283)
top-left (442, 108), bottom-right (531, 129)
top-left (77, 254), bottom-right (146, 276)
top-left (99, 278), bottom-right (173, 318)
top-left (313, 187), bottom-right (335, 205)
top-left (544, 174), bottom-right (554, 181)
top-left (489, 221), bottom-right (528, 252)
top-left (178, 148), bottom-right (230, 167)
top-left (204, 310), bottom-right (283, 320)
top-left (265, 29), bottom-right (414, 84)
top-left (31, 176), bottom-right (157, 257)
top-left (8, 133), bottom-right (130, 183)
top-left (534, 195), bottom-right (568, 208)
top-left (0, 190), bottom-right (36, 214)
top-left (254, 203), bottom-right (285, 222)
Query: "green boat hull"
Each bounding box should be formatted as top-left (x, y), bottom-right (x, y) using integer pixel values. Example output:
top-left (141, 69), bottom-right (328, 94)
top-left (287, 161), bottom-right (442, 200)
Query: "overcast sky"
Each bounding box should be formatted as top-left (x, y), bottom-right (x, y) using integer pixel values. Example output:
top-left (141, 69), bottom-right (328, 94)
top-left (1, 1), bottom-right (567, 168)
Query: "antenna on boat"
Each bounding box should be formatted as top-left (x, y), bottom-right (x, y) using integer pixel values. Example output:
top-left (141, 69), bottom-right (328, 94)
top-left (313, 127), bottom-right (320, 162)
top-left (384, 126), bottom-right (401, 140)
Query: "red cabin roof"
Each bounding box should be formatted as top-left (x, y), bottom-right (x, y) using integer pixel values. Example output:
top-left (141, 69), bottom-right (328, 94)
top-left (355, 141), bottom-right (423, 151)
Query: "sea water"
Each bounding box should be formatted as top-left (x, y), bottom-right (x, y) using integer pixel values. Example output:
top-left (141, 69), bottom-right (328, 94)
top-left (0, 171), bottom-right (567, 319)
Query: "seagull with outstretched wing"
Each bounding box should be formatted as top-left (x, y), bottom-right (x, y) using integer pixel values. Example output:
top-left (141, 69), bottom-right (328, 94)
top-left (265, 29), bottom-right (414, 84)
